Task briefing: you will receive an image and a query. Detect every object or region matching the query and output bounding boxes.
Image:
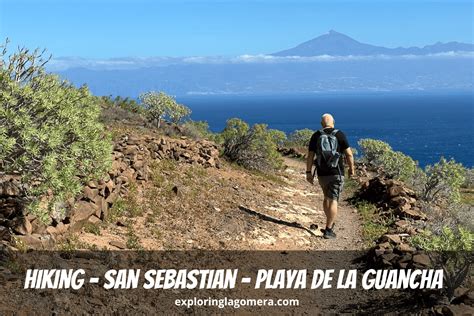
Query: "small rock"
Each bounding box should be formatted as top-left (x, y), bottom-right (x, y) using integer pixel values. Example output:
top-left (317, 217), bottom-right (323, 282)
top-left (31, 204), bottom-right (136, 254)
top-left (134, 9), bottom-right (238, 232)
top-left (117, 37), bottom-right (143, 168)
top-left (45, 226), bottom-right (57, 236)
top-left (401, 208), bottom-right (427, 221)
top-left (0, 181), bottom-right (20, 196)
top-left (396, 243), bottom-right (416, 253)
top-left (71, 201), bottom-right (98, 223)
top-left (376, 242), bottom-right (392, 249)
top-left (87, 180), bottom-right (98, 188)
top-left (55, 222), bottom-right (69, 235)
top-left (87, 215), bottom-right (101, 225)
top-left (381, 234), bottom-right (402, 245)
top-left (109, 240), bottom-right (126, 249)
top-left (83, 186), bottom-right (99, 201)
top-left (381, 253), bottom-right (398, 262)
top-left (116, 220), bottom-right (127, 227)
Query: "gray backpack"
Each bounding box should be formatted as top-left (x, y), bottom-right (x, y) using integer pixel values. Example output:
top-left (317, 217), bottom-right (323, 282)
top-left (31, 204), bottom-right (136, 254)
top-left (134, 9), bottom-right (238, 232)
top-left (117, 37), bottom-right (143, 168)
top-left (315, 129), bottom-right (341, 170)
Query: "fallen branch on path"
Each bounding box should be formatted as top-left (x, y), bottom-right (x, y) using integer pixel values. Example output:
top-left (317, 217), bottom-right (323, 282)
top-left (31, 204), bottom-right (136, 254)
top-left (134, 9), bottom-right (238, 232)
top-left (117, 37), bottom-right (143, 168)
top-left (237, 205), bottom-right (320, 238)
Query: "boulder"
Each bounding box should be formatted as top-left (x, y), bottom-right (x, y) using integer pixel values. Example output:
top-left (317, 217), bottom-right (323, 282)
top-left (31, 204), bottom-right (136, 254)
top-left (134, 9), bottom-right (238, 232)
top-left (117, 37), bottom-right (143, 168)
top-left (121, 169), bottom-right (136, 183)
top-left (133, 159), bottom-right (145, 170)
top-left (381, 234), bottom-right (402, 245)
top-left (396, 243), bottom-right (416, 253)
top-left (83, 186), bottom-right (99, 201)
top-left (412, 253), bottom-right (431, 266)
top-left (87, 180), bottom-right (98, 189)
top-left (123, 145), bottom-right (139, 156)
top-left (401, 208), bottom-right (427, 220)
top-left (30, 218), bottom-right (47, 234)
top-left (0, 181), bottom-right (20, 196)
top-left (0, 226), bottom-right (10, 241)
top-left (105, 191), bottom-right (119, 204)
top-left (126, 135), bottom-right (141, 145)
top-left (109, 240), bottom-right (126, 249)
top-left (396, 253), bottom-right (413, 263)
top-left (87, 215), bottom-right (101, 225)
top-left (387, 185), bottom-right (405, 198)
top-left (45, 226), bottom-right (57, 236)
top-left (91, 196), bottom-right (105, 217)
top-left (394, 220), bottom-right (410, 229)
top-left (376, 242), bottom-right (392, 249)
top-left (71, 201), bottom-right (97, 223)
top-left (390, 196), bottom-right (410, 208)
top-left (380, 252), bottom-right (398, 263)
top-left (55, 222), bottom-right (69, 235)
top-left (11, 217), bottom-right (32, 235)
top-left (15, 234), bottom-right (54, 249)
top-left (105, 179), bottom-right (116, 196)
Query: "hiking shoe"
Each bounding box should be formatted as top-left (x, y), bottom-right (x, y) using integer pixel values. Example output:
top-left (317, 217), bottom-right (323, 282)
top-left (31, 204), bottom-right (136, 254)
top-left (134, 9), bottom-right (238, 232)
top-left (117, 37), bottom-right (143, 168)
top-left (320, 223), bottom-right (335, 233)
top-left (323, 228), bottom-right (337, 239)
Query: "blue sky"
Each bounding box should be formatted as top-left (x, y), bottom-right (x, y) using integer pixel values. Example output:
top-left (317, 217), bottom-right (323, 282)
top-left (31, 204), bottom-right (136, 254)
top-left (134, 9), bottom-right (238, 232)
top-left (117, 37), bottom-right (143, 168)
top-left (1, 0), bottom-right (472, 58)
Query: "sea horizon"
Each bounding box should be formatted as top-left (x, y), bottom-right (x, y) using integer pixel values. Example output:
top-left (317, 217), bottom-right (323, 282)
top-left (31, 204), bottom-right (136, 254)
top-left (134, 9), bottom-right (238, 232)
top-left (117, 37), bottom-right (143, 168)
top-left (177, 92), bottom-right (473, 168)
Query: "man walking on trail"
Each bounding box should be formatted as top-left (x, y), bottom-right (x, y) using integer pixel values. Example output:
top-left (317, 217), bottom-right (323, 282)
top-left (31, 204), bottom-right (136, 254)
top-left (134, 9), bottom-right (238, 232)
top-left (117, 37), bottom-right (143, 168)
top-left (306, 113), bottom-right (355, 239)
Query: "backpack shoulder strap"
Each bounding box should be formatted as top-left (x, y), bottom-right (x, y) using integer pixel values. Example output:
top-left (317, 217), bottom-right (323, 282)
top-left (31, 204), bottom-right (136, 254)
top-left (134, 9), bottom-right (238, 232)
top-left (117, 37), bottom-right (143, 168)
top-left (330, 129), bottom-right (339, 136)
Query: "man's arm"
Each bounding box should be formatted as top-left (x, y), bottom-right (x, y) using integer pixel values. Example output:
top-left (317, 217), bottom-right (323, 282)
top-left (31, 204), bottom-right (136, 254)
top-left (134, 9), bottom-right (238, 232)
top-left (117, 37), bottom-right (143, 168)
top-left (344, 147), bottom-right (355, 177)
top-left (306, 150), bottom-right (315, 184)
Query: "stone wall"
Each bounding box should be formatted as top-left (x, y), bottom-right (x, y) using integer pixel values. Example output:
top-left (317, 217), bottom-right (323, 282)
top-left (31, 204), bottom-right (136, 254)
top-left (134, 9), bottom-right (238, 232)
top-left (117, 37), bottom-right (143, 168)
top-left (355, 168), bottom-right (431, 268)
top-left (0, 134), bottom-right (220, 249)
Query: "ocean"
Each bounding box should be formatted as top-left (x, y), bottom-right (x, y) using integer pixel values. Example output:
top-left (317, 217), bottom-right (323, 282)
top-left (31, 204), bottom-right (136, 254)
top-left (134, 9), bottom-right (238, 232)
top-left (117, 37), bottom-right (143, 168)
top-left (177, 93), bottom-right (474, 168)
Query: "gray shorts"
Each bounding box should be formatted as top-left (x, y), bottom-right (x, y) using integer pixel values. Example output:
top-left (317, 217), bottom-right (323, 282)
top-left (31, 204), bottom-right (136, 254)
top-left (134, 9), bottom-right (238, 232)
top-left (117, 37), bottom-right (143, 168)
top-left (318, 175), bottom-right (344, 201)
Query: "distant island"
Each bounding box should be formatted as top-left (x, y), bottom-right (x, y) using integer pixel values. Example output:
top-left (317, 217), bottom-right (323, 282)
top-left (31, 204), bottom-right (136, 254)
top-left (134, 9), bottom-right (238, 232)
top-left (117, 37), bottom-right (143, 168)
top-left (272, 30), bottom-right (474, 56)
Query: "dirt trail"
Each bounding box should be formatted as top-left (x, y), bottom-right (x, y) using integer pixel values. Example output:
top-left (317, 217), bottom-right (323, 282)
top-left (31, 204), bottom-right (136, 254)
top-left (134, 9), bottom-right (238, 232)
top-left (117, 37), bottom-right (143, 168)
top-left (248, 157), bottom-right (363, 250)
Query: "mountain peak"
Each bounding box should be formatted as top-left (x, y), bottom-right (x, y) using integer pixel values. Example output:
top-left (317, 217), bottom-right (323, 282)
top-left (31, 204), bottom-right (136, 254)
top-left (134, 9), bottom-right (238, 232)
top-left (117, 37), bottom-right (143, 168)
top-left (272, 32), bottom-right (474, 57)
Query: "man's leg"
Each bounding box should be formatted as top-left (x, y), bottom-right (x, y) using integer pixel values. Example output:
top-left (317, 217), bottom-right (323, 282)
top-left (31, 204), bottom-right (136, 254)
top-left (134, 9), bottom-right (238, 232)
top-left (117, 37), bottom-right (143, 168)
top-left (323, 197), bottom-right (338, 229)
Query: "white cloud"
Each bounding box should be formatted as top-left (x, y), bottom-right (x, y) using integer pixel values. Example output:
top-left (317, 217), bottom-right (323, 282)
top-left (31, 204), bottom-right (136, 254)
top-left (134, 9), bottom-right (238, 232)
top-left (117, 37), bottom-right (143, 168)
top-left (48, 51), bottom-right (474, 71)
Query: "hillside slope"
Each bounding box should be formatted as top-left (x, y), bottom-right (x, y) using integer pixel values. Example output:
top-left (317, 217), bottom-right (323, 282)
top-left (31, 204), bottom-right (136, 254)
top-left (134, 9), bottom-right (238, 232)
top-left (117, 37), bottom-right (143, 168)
top-left (74, 139), bottom-right (363, 251)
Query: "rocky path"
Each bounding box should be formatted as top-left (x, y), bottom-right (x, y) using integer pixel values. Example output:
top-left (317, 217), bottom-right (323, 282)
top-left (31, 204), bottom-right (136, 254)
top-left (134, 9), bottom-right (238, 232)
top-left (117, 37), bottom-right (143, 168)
top-left (244, 157), bottom-right (363, 250)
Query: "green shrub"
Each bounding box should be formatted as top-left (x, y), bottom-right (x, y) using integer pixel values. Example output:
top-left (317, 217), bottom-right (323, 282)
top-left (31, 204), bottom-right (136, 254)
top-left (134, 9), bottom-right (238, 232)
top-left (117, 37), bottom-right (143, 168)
top-left (181, 120), bottom-right (214, 140)
top-left (269, 129), bottom-right (287, 147)
top-left (220, 118), bottom-right (282, 171)
top-left (410, 226), bottom-right (473, 302)
top-left (139, 91), bottom-right (191, 127)
top-left (169, 102), bottom-right (191, 124)
top-left (358, 139), bottom-right (392, 164)
top-left (462, 168), bottom-right (474, 188)
top-left (359, 139), bottom-right (467, 205)
top-left (101, 95), bottom-right (144, 114)
top-left (422, 157), bottom-right (466, 204)
top-left (358, 138), bottom-right (419, 183)
top-left (287, 128), bottom-right (313, 147)
top-left (0, 42), bottom-right (112, 222)
top-left (411, 226), bottom-right (473, 252)
top-left (356, 201), bottom-right (390, 246)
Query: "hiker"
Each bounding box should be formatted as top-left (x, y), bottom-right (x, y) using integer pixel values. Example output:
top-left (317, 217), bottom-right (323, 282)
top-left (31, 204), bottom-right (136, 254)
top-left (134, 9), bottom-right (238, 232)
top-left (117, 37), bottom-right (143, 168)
top-left (305, 113), bottom-right (355, 239)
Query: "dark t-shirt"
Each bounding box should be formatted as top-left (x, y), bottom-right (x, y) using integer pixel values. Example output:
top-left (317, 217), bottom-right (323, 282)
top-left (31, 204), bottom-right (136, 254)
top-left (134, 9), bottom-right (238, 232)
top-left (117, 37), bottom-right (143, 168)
top-left (308, 128), bottom-right (350, 176)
